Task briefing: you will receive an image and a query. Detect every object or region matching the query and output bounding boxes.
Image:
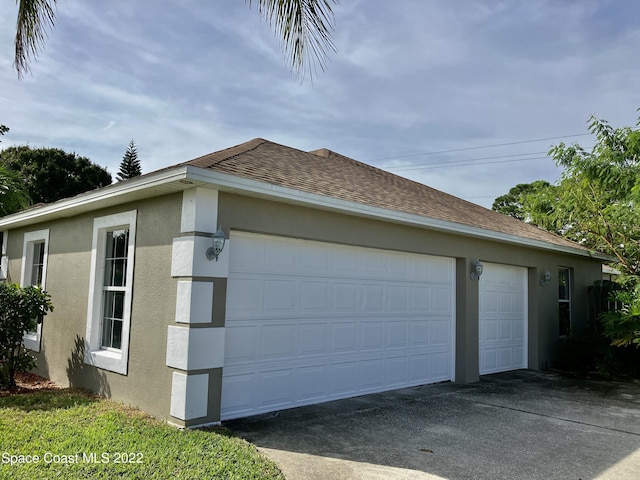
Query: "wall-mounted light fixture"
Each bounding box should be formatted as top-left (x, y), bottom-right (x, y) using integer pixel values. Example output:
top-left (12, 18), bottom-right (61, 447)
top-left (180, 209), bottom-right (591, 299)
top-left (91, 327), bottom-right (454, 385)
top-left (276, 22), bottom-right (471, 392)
top-left (540, 270), bottom-right (551, 287)
top-left (470, 261), bottom-right (483, 280)
top-left (206, 227), bottom-right (226, 261)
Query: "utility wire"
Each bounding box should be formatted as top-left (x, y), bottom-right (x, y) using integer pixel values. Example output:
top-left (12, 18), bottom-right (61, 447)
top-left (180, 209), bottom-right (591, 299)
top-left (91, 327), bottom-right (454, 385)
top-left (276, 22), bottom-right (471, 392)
top-left (412, 156), bottom-right (550, 170)
top-left (371, 132), bottom-right (592, 162)
top-left (387, 151), bottom-right (549, 171)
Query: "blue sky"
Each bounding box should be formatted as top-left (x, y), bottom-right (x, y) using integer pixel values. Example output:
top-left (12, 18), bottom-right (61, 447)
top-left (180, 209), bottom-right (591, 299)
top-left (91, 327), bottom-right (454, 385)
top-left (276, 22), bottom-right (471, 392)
top-left (1, 0), bottom-right (639, 208)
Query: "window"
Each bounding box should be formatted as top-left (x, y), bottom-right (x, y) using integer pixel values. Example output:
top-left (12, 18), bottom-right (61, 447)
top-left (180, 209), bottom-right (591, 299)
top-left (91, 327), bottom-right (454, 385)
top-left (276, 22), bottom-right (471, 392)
top-left (85, 211), bottom-right (136, 374)
top-left (21, 230), bottom-right (50, 352)
top-left (0, 231), bottom-right (7, 281)
top-left (558, 267), bottom-right (571, 337)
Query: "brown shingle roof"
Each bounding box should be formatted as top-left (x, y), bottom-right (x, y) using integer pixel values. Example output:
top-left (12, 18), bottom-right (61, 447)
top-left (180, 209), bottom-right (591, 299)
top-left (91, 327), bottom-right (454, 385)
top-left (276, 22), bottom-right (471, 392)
top-left (181, 138), bottom-right (587, 252)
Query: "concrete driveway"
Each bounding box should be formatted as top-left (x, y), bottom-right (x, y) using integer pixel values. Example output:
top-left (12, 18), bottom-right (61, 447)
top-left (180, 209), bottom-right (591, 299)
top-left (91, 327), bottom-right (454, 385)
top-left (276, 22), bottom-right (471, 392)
top-left (225, 371), bottom-right (640, 480)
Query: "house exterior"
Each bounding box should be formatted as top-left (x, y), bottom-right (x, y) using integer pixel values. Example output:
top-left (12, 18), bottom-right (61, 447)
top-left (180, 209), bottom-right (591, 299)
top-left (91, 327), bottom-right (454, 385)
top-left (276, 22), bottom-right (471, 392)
top-left (0, 138), bottom-right (606, 427)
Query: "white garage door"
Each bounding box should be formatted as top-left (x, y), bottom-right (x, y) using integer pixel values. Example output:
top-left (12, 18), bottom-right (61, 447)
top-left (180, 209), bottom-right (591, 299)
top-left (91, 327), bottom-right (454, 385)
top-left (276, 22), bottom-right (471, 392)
top-left (479, 262), bottom-right (528, 375)
top-left (221, 232), bottom-right (456, 420)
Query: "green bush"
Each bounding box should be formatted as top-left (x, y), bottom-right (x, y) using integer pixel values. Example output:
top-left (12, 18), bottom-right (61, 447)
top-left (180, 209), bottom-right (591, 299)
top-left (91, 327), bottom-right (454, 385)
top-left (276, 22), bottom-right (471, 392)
top-left (0, 283), bottom-right (53, 389)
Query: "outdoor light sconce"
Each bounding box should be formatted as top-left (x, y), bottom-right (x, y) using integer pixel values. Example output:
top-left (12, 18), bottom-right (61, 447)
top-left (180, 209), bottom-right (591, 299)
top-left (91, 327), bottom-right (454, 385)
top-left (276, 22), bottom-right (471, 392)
top-left (470, 261), bottom-right (484, 280)
top-left (540, 270), bottom-right (551, 287)
top-left (206, 227), bottom-right (226, 261)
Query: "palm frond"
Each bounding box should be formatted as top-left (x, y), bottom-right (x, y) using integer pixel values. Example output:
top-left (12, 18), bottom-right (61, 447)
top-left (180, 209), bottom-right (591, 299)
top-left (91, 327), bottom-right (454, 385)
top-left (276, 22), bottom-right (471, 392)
top-left (15, 0), bottom-right (58, 79)
top-left (248, 0), bottom-right (338, 80)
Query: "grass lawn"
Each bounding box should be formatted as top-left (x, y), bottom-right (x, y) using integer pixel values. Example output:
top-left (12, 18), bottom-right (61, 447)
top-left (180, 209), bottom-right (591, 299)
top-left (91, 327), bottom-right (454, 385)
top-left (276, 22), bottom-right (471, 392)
top-left (0, 387), bottom-right (284, 480)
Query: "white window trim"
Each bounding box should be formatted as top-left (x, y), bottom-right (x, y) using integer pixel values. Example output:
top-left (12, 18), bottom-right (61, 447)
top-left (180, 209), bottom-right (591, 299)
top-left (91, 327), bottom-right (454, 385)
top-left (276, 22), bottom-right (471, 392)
top-left (0, 231), bottom-right (7, 281)
top-left (559, 267), bottom-right (572, 337)
top-left (20, 229), bottom-right (50, 352)
top-left (84, 210), bottom-right (137, 375)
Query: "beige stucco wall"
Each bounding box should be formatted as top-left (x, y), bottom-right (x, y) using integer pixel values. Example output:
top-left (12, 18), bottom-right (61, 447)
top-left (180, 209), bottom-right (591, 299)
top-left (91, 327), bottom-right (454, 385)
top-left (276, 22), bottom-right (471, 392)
top-left (5, 193), bottom-right (182, 421)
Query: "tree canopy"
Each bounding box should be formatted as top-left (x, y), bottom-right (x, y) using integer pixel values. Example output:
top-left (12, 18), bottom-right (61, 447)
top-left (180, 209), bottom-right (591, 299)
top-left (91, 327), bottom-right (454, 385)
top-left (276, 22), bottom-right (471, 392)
top-left (0, 146), bottom-right (112, 205)
top-left (493, 112), bottom-right (640, 275)
top-left (13, 0), bottom-right (337, 80)
top-left (0, 125), bottom-right (31, 216)
top-left (116, 140), bottom-right (142, 181)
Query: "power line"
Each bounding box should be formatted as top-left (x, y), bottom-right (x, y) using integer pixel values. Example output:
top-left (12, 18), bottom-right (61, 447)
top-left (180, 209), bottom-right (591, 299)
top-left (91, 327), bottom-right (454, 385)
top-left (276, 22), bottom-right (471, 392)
top-left (387, 151), bottom-right (549, 172)
top-left (411, 156), bottom-right (551, 170)
top-left (371, 132), bottom-right (592, 162)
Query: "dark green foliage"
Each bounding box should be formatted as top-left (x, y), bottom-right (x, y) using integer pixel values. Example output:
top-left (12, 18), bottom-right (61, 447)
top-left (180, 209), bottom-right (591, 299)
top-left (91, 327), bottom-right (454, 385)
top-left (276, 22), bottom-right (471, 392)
top-left (116, 139), bottom-right (142, 181)
top-left (494, 111), bottom-right (640, 275)
top-left (0, 124), bottom-right (8, 138)
top-left (492, 180), bottom-right (557, 228)
top-left (599, 278), bottom-right (640, 349)
top-left (0, 145), bottom-right (112, 204)
top-left (0, 165), bottom-right (31, 216)
top-left (0, 283), bottom-right (53, 389)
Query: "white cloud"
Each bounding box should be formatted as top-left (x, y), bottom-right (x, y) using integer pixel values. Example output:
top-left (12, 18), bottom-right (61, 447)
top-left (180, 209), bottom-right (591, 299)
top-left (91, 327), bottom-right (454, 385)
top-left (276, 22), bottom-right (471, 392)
top-left (0, 0), bottom-right (639, 206)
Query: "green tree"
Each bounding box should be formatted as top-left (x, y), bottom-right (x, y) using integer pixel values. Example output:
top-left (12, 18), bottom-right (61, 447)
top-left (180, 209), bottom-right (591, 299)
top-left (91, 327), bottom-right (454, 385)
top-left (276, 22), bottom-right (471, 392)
top-left (0, 283), bottom-right (53, 389)
top-left (116, 139), bottom-right (142, 181)
top-left (0, 146), bottom-right (112, 205)
top-left (13, 0), bottom-right (337, 80)
top-left (0, 125), bottom-right (31, 216)
top-left (0, 166), bottom-right (31, 216)
top-left (545, 114), bottom-right (640, 274)
top-left (492, 180), bottom-right (556, 222)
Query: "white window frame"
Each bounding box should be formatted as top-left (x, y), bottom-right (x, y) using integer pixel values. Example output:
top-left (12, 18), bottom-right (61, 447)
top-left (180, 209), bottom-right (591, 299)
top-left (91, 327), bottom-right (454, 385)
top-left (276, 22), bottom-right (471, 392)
top-left (558, 267), bottom-right (572, 337)
top-left (21, 229), bottom-right (50, 352)
top-left (84, 210), bottom-right (137, 375)
top-left (0, 231), bottom-right (7, 281)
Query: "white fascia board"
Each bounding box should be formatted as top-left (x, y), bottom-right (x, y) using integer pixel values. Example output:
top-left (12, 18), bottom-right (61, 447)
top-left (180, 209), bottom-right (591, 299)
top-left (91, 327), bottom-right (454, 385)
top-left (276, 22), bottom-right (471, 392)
top-left (0, 162), bottom-right (608, 261)
top-left (0, 167), bottom-right (195, 230)
top-left (183, 166), bottom-right (608, 261)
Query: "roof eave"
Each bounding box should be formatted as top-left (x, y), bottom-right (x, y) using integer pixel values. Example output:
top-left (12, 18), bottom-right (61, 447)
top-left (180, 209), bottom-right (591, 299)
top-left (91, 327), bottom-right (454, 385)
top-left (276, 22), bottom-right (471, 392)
top-left (0, 164), bottom-right (609, 262)
top-left (184, 166), bottom-right (609, 261)
top-left (0, 166), bottom-right (199, 230)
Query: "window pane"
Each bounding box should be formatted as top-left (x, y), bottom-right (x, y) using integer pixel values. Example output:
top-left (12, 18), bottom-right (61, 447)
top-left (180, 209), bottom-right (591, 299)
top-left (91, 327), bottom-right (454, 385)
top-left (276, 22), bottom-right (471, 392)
top-left (112, 320), bottom-right (123, 350)
top-left (30, 241), bottom-right (45, 286)
top-left (559, 269), bottom-right (570, 300)
top-left (104, 229), bottom-right (129, 287)
top-left (102, 291), bottom-right (125, 349)
top-left (559, 302), bottom-right (571, 336)
top-left (101, 315), bottom-right (113, 349)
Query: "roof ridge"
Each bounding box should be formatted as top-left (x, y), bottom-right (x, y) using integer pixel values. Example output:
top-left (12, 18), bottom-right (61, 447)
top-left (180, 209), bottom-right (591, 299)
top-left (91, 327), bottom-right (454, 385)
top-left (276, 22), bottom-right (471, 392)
top-left (181, 138), bottom-right (267, 168)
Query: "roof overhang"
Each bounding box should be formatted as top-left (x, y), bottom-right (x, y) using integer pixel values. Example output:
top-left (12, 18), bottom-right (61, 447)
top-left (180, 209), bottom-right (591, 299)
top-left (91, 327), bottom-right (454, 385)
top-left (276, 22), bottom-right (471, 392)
top-left (0, 165), bottom-right (610, 262)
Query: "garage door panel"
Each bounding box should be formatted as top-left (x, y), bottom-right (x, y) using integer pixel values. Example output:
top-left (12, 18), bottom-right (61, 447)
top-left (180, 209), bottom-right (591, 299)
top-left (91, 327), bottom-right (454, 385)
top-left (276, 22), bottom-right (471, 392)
top-left (388, 285), bottom-right (409, 312)
top-left (387, 356), bottom-right (409, 386)
top-left (299, 323), bottom-right (329, 356)
top-left (430, 352), bottom-right (451, 379)
top-left (430, 319), bottom-right (451, 346)
top-left (362, 284), bottom-right (384, 312)
top-left (331, 362), bottom-right (357, 395)
top-left (222, 232), bottom-right (455, 420)
top-left (261, 324), bottom-right (296, 360)
top-left (260, 370), bottom-right (294, 408)
top-left (361, 322), bottom-right (384, 350)
top-left (386, 321), bottom-right (408, 348)
top-left (333, 283), bottom-right (359, 312)
top-left (225, 326), bottom-right (259, 363)
top-left (431, 287), bottom-right (454, 313)
top-left (409, 354), bottom-right (429, 382)
top-left (410, 320), bottom-right (430, 346)
top-left (298, 365), bottom-right (327, 401)
top-left (479, 263), bottom-right (528, 375)
top-left (331, 323), bottom-right (357, 353)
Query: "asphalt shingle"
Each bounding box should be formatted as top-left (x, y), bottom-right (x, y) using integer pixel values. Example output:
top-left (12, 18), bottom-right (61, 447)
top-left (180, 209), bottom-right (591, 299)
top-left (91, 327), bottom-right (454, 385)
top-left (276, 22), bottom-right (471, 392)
top-left (181, 138), bottom-right (588, 253)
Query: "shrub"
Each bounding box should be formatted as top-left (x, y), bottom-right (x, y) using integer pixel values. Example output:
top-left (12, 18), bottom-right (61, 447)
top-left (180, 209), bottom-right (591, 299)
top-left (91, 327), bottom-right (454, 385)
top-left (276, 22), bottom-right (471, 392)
top-left (0, 283), bottom-right (53, 389)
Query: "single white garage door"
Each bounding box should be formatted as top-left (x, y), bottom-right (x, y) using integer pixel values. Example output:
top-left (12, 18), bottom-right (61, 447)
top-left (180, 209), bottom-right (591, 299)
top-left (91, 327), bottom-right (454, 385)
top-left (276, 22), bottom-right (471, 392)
top-left (221, 232), bottom-right (456, 420)
top-left (478, 262), bottom-right (528, 375)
